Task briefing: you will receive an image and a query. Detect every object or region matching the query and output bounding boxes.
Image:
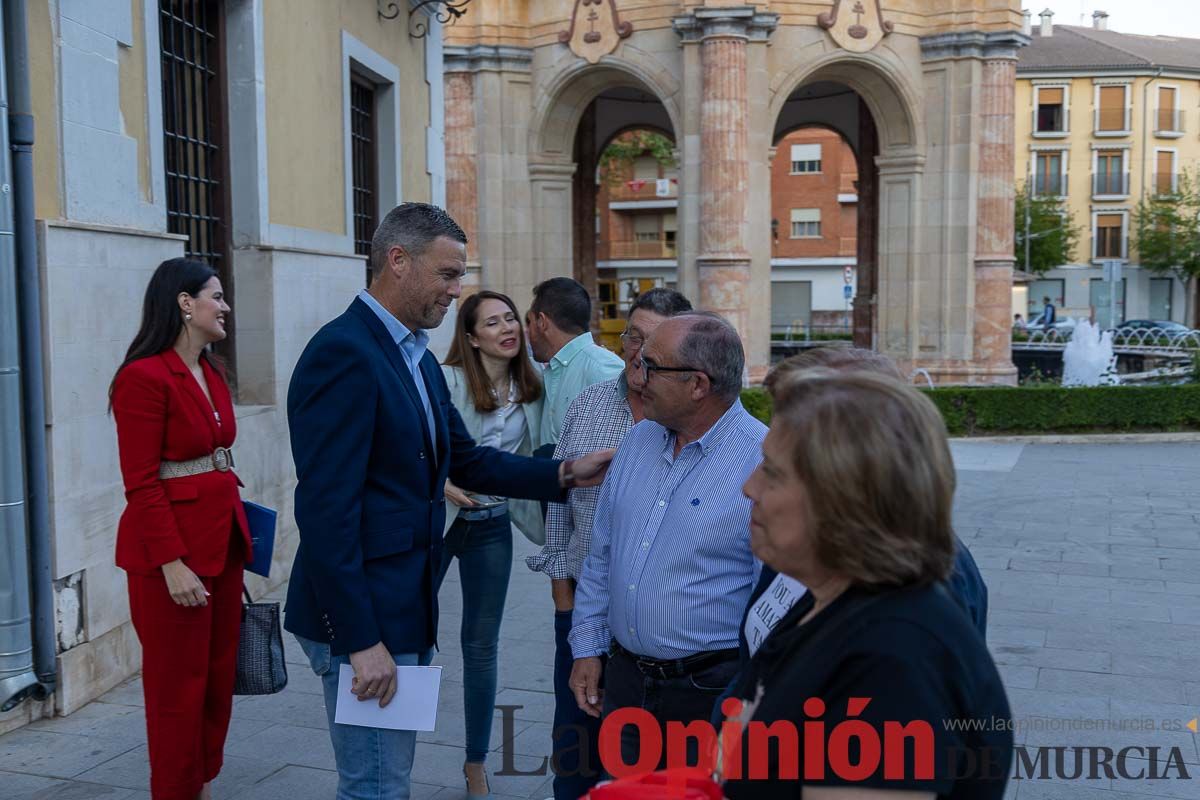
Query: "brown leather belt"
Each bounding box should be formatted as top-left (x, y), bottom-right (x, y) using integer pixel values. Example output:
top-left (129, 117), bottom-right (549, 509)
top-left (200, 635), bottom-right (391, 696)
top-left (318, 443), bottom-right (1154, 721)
top-left (610, 640), bottom-right (738, 681)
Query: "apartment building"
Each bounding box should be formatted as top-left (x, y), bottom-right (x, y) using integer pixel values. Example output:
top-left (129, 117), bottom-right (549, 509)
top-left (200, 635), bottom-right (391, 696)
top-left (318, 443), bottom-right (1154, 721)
top-left (1015, 10), bottom-right (1200, 326)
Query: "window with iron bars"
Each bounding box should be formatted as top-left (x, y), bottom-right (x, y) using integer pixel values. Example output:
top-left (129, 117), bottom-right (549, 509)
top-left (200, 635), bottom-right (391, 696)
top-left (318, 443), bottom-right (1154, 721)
top-left (351, 75), bottom-right (378, 286)
top-left (159, 0), bottom-right (233, 357)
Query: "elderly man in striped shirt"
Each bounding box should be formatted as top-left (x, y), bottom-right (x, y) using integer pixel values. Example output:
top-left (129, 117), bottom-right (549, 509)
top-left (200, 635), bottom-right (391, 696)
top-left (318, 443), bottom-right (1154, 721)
top-left (527, 288), bottom-right (692, 800)
top-left (569, 313), bottom-right (766, 772)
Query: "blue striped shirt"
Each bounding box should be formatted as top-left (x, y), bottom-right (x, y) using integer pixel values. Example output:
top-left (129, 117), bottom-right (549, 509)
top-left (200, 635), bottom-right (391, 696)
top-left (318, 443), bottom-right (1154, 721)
top-left (569, 401), bottom-right (767, 660)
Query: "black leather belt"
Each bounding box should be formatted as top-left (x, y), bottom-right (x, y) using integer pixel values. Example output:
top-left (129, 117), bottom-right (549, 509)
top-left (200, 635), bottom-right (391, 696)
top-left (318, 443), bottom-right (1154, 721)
top-left (610, 640), bottom-right (738, 681)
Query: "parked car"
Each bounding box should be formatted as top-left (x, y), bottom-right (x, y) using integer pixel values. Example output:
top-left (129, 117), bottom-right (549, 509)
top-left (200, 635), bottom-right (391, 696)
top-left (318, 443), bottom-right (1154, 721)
top-left (1023, 318), bottom-right (1075, 335)
top-left (1114, 319), bottom-right (1192, 334)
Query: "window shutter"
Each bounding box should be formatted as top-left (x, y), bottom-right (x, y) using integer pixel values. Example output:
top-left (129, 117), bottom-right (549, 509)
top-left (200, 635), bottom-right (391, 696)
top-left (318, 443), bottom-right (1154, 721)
top-left (790, 144), bottom-right (821, 162)
top-left (1039, 87), bottom-right (1063, 105)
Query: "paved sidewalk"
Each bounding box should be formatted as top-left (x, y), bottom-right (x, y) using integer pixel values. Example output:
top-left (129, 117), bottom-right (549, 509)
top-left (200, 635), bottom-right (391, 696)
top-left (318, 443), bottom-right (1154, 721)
top-left (3, 441), bottom-right (1200, 798)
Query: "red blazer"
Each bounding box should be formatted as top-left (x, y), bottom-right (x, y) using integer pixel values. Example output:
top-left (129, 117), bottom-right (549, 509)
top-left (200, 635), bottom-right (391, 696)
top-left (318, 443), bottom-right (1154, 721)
top-left (112, 350), bottom-right (251, 576)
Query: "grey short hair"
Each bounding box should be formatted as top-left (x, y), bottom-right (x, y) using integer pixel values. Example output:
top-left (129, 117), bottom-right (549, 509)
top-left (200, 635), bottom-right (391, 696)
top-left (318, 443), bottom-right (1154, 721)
top-left (629, 288), bottom-right (692, 318)
top-left (370, 203), bottom-right (467, 276)
top-left (675, 313), bottom-right (744, 402)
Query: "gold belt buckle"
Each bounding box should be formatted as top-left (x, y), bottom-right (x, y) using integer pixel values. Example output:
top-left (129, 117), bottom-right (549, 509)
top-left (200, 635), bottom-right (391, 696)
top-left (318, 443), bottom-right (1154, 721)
top-left (212, 447), bottom-right (233, 472)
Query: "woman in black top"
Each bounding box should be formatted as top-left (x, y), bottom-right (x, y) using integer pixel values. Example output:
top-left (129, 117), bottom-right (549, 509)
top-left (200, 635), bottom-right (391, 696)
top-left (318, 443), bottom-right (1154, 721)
top-left (720, 370), bottom-right (1013, 799)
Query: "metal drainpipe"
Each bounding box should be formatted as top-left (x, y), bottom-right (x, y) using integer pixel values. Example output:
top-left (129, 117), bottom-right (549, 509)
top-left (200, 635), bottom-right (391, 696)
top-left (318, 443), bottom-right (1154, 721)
top-left (3, 0), bottom-right (56, 696)
top-left (0, 4), bottom-right (43, 714)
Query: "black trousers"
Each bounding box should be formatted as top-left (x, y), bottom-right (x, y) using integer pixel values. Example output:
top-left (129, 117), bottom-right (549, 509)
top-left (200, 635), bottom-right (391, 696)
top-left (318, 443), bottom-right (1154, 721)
top-left (601, 646), bottom-right (740, 775)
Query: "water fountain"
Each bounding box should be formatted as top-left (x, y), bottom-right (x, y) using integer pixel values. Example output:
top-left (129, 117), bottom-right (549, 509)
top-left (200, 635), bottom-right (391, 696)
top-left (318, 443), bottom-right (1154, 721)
top-left (1061, 319), bottom-right (1118, 387)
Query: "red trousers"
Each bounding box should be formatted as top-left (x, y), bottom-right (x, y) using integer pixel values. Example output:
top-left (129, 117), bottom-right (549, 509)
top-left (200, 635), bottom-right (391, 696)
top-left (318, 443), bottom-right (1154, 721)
top-left (128, 541), bottom-right (243, 799)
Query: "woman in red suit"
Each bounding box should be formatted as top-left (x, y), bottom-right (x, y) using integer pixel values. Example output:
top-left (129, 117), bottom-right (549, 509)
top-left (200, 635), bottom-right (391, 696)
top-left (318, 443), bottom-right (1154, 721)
top-left (109, 258), bottom-right (251, 800)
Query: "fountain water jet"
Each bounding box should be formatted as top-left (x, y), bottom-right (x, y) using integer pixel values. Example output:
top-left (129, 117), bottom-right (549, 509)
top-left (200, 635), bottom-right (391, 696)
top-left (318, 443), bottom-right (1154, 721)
top-left (1062, 319), bottom-right (1118, 386)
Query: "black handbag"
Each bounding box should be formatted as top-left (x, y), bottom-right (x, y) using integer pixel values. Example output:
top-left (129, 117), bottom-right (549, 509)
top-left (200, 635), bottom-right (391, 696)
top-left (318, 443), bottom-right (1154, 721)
top-left (233, 586), bottom-right (288, 695)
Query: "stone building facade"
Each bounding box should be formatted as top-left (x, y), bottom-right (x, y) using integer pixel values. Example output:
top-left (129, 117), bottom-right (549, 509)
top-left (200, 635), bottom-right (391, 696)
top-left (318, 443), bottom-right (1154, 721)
top-left (444, 0), bottom-right (1028, 383)
top-left (2, 0), bottom-right (446, 733)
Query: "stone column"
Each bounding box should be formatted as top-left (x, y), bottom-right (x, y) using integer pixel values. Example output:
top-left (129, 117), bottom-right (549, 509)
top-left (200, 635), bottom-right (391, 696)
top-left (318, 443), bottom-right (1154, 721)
top-left (444, 45), bottom-right (535, 299)
top-left (443, 65), bottom-right (481, 294)
top-left (853, 98), bottom-right (880, 350)
top-left (528, 160), bottom-right (577, 302)
top-left (675, 8), bottom-right (777, 383)
top-left (972, 53), bottom-right (1020, 384)
top-left (572, 101), bottom-right (601, 332)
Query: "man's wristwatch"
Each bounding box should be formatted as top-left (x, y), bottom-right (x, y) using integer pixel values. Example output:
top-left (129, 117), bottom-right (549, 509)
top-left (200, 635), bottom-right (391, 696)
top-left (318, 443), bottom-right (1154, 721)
top-left (559, 459), bottom-right (577, 490)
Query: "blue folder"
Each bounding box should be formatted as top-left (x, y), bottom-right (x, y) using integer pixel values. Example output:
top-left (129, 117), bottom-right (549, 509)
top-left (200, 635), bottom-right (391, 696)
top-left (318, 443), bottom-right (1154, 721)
top-left (243, 500), bottom-right (277, 578)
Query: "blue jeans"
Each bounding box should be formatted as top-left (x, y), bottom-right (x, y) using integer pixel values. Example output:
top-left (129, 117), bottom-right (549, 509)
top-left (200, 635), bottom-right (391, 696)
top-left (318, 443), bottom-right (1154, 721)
top-left (436, 512), bottom-right (513, 763)
top-left (553, 608), bottom-right (603, 800)
top-left (295, 635), bottom-right (435, 800)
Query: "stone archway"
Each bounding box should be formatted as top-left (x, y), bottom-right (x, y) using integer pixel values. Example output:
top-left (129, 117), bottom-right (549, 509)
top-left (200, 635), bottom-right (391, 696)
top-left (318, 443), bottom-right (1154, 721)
top-left (448, 9), bottom-right (1025, 385)
top-left (531, 58), bottom-right (681, 161)
top-left (528, 60), bottom-right (681, 325)
top-left (768, 120), bottom-right (864, 343)
top-left (766, 54), bottom-right (925, 367)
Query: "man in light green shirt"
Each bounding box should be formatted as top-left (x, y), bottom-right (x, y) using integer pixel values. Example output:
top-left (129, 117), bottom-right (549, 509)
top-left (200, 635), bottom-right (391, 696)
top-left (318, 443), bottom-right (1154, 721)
top-left (525, 277), bottom-right (625, 448)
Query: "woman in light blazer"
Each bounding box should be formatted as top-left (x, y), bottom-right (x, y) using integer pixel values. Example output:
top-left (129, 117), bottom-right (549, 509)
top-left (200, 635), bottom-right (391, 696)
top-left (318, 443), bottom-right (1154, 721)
top-left (439, 290), bottom-right (546, 798)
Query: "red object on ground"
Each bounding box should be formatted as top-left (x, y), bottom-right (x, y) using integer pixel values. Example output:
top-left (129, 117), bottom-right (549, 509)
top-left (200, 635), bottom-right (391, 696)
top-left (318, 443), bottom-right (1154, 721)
top-left (585, 768), bottom-right (724, 799)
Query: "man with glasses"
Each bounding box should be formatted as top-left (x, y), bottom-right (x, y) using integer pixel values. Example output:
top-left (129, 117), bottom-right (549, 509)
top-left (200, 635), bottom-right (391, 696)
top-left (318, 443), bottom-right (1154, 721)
top-left (568, 313), bottom-right (766, 773)
top-left (528, 288), bottom-right (691, 800)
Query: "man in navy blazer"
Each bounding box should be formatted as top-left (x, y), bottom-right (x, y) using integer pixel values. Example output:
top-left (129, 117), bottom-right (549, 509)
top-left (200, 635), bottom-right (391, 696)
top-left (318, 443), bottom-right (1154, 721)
top-left (286, 203), bottom-right (612, 800)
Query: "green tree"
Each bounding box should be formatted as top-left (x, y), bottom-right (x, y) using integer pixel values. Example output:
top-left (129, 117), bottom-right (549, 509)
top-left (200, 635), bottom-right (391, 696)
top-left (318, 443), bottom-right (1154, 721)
top-left (598, 130), bottom-right (676, 185)
top-left (1133, 169), bottom-right (1200, 324)
top-left (1014, 181), bottom-right (1080, 275)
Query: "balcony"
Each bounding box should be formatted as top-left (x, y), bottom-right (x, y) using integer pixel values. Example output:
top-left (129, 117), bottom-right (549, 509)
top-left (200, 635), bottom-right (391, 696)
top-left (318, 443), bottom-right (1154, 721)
top-left (600, 238), bottom-right (677, 261)
top-left (1092, 172), bottom-right (1129, 198)
top-left (1093, 107), bottom-right (1131, 136)
top-left (1155, 108), bottom-right (1185, 137)
top-left (1033, 172), bottom-right (1068, 197)
top-left (606, 177), bottom-right (678, 209)
top-left (1153, 172), bottom-right (1178, 196)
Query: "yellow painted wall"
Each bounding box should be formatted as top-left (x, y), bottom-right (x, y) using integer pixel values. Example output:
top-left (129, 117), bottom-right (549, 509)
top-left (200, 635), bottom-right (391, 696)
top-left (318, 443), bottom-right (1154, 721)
top-left (118, 0), bottom-right (151, 202)
top-left (1015, 74), bottom-right (1200, 264)
top-left (28, 0), bottom-right (62, 220)
top-left (264, 0), bottom-right (431, 235)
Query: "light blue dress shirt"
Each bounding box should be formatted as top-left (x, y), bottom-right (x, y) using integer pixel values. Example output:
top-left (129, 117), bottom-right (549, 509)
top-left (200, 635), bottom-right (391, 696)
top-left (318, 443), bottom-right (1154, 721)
top-left (358, 290), bottom-right (436, 459)
top-left (539, 332), bottom-right (624, 446)
top-left (569, 401), bottom-right (767, 660)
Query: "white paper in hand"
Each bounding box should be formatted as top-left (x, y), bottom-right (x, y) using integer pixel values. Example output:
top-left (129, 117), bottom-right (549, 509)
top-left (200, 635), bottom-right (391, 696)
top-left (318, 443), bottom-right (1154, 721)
top-left (333, 664), bottom-right (442, 731)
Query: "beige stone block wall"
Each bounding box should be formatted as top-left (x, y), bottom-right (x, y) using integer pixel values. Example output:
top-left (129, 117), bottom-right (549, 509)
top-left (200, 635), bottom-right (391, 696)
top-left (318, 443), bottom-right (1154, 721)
top-left (34, 221), bottom-right (363, 717)
top-left (230, 246), bottom-right (364, 594)
top-left (38, 222), bottom-right (185, 714)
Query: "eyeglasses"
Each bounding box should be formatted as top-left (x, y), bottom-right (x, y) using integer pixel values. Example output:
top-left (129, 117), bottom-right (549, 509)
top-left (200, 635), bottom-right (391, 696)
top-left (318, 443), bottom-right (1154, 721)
top-left (619, 330), bottom-right (644, 350)
top-left (639, 355), bottom-right (708, 383)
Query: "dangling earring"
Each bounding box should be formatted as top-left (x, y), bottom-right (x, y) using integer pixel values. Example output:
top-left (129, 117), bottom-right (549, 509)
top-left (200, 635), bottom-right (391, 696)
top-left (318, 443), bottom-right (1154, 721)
top-left (185, 313), bottom-right (192, 322)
